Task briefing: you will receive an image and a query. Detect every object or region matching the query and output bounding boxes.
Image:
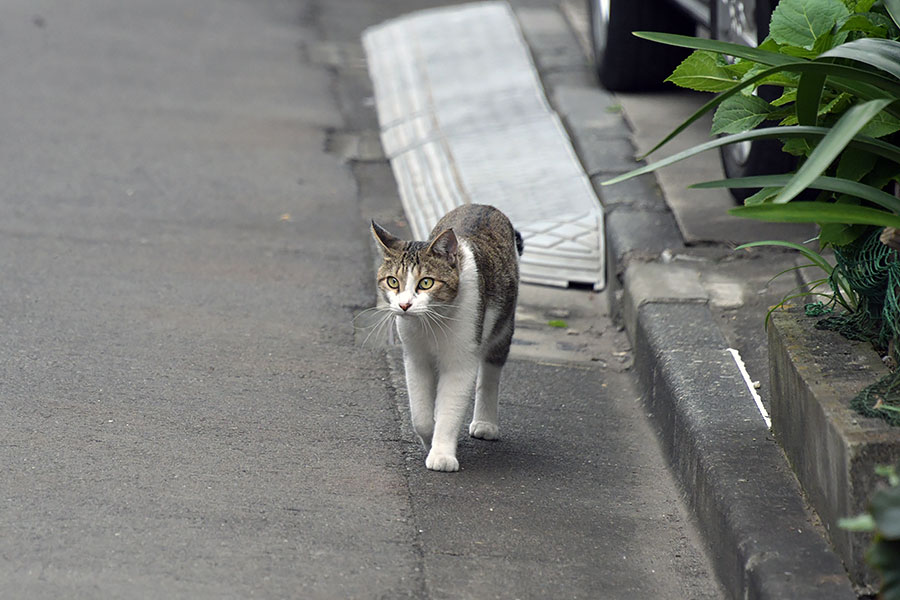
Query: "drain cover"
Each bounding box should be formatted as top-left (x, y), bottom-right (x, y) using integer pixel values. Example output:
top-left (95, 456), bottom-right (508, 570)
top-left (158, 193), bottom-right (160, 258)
top-left (363, 1), bottom-right (605, 290)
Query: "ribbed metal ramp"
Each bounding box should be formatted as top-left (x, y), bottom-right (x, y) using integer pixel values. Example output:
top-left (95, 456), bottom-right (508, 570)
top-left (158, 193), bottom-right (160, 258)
top-left (362, 1), bottom-right (605, 290)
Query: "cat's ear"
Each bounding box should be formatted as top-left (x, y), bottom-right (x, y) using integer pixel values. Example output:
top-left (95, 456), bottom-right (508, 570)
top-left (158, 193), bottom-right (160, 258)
top-left (371, 221), bottom-right (403, 255)
top-left (427, 228), bottom-right (458, 261)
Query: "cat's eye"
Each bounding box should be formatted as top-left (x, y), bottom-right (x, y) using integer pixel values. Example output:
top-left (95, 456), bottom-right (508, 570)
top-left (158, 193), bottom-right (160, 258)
top-left (386, 276), bottom-right (399, 289)
top-left (417, 277), bottom-right (434, 290)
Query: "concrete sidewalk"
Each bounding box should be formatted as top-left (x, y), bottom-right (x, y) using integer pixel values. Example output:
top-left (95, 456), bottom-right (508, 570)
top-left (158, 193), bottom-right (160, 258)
top-left (1, 0), bottom-right (420, 596)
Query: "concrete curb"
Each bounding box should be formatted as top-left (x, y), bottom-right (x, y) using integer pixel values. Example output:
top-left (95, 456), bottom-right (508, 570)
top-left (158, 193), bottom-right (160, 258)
top-left (630, 300), bottom-right (857, 599)
top-left (516, 6), bottom-right (859, 599)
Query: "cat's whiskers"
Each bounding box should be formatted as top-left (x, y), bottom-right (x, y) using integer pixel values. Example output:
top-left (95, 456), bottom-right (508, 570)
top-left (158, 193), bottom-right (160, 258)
top-left (419, 311), bottom-right (441, 346)
top-left (422, 308), bottom-right (454, 338)
top-left (420, 302), bottom-right (462, 322)
top-left (355, 306), bottom-right (396, 347)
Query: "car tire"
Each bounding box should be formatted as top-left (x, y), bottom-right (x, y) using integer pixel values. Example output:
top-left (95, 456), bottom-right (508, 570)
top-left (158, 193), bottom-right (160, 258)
top-left (588, 0), bottom-right (693, 92)
top-left (711, 0), bottom-right (795, 201)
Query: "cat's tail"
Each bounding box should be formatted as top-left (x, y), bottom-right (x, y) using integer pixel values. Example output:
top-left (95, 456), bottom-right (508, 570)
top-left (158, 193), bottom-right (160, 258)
top-left (514, 230), bottom-right (524, 256)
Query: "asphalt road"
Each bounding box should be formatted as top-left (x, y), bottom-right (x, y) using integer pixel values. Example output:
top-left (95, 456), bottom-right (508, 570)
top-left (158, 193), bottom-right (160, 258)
top-left (1, 0), bottom-right (723, 597)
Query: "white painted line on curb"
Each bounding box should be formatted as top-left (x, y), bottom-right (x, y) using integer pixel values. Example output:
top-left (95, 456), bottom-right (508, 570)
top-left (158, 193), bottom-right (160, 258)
top-left (726, 347), bottom-right (771, 429)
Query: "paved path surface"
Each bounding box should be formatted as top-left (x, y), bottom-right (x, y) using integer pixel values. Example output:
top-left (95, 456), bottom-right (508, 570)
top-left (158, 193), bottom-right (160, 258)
top-left (1, 0), bottom-right (724, 598)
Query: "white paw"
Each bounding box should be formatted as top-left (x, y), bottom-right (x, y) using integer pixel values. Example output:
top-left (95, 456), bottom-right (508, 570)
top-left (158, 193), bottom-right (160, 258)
top-left (469, 421), bottom-right (499, 440)
top-left (425, 451), bottom-right (459, 472)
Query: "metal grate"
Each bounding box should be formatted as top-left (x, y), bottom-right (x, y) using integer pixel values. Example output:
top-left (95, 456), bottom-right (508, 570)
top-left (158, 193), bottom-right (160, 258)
top-left (363, 1), bottom-right (605, 290)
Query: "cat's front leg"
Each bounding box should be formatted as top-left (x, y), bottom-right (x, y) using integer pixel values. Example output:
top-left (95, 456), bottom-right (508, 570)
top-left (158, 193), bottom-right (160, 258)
top-left (404, 352), bottom-right (436, 451)
top-left (469, 360), bottom-right (501, 440)
top-left (427, 364), bottom-right (477, 472)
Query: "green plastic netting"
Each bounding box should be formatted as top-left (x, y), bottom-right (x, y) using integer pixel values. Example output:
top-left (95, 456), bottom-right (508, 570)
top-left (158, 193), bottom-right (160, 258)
top-left (805, 227), bottom-right (900, 426)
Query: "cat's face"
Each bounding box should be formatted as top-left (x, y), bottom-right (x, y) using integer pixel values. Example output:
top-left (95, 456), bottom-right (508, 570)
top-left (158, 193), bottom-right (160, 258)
top-left (371, 222), bottom-right (460, 316)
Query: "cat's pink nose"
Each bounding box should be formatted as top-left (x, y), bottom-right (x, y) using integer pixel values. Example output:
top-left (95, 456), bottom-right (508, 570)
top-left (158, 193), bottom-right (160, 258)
top-left (399, 302), bottom-right (412, 312)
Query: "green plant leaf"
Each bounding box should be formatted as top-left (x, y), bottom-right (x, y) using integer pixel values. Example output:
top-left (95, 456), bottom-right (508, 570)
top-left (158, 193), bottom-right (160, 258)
top-left (885, 0), bottom-right (900, 29)
top-left (638, 60), bottom-right (900, 160)
top-left (772, 88), bottom-right (798, 107)
top-left (604, 125), bottom-right (900, 186)
top-left (712, 94), bottom-right (773, 134)
top-left (819, 221), bottom-right (867, 245)
top-left (772, 99), bottom-right (895, 203)
top-left (871, 485), bottom-right (900, 539)
top-left (838, 513), bottom-right (877, 531)
top-left (860, 110), bottom-right (900, 138)
top-left (744, 187), bottom-right (781, 205)
top-left (837, 147), bottom-right (879, 181)
top-left (868, 538), bottom-right (900, 600)
top-left (769, 0), bottom-right (850, 50)
top-left (734, 239), bottom-right (835, 273)
top-left (797, 71), bottom-right (827, 126)
top-left (730, 201), bottom-right (900, 228)
top-left (667, 50), bottom-right (743, 92)
top-left (634, 31), bottom-right (798, 66)
top-left (838, 12), bottom-right (889, 36)
top-left (694, 174), bottom-right (900, 212)
top-left (821, 38), bottom-right (900, 81)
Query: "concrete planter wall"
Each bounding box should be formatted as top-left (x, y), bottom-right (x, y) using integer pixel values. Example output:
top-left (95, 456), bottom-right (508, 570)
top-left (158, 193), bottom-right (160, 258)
top-left (769, 308), bottom-right (900, 587)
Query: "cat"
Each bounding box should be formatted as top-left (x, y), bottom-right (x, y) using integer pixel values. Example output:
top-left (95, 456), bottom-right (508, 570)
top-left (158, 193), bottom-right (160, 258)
top-left (370, 204), bottom-right (523, 472)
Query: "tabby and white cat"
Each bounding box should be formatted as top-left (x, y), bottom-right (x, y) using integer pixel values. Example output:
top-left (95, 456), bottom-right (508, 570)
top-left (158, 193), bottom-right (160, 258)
top-left (371, 204), bottom-right (523, 472)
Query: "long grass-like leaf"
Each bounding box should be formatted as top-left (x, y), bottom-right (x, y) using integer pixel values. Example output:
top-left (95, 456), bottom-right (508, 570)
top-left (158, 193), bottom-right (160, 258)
top-left (821, 38), bottom-right (900, 80)
top-left (639, 62), bottom-right (900, 159)
top-left (735, 239), bottom-right (858, 309)
top-left (694, 174), bottom-right (900, 213)
top-left (734, 239), bottom-right (835, 273)
top-left (772, 99), bottom-right (895, 203)
top-left (730, 201), bottom-right (900, 227)
top-left (634, 32), bottom-right (798, 66)
top-left (604, 125), bottom-right (900, 185)
top-left (797, 72), bottom-right (826, 126)
top-left (886, 0), bottom-right (900, 29)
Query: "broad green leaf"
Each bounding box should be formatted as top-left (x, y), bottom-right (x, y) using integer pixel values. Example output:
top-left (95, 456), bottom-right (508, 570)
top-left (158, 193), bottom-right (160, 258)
top-left (818, 93), bottom-right (853, 118)
top-left (854, 0), bottom-right (877, 12)
top-left (871, 485), bottom-right (900, 539)
top-left (781, 137), bottom-right (813, 155)
top-left (712, 94), bottom-right (773, 134)
top-left (770, 0), bottom-right (850, 50)
top-left (866, 157), bottom-right (900, 190)
top-left (867, 538), bottom-right (900, 600)
top-left (860, 110), bottom-right (900, 138)
top-left (694, 174), bottom-right (900, 212)
top-left (838, 13), bottom-right (889, 37)
top-left (819, 221), bottom-right (867, 245)
top-left (773, 99), bottom-right (895, 204)
top-left (819, 195), bottom-right (867, 245)
top-left (813, 30), bottom-right (848, 55)
top-left (781, 92), bottom-right (851, 125)
top-left (640, 60), bottom-right (900, 160)
top-left (836, 147), bottom-right (878, 181)
top-left (730, 201), bottom-right (900, 228)
top-left (838, 513), bottom-right (876, 531)
top-left (772, 88), bottom-right (798, 107)
top-left (779, 44), bottom-right (820, 59)
top-left (667, 50), bottom-right (742, 92)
